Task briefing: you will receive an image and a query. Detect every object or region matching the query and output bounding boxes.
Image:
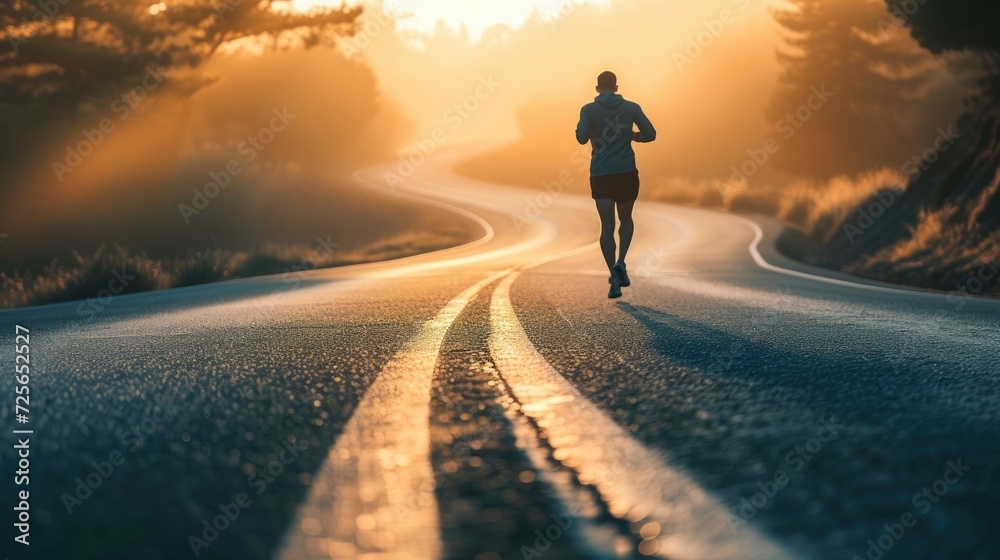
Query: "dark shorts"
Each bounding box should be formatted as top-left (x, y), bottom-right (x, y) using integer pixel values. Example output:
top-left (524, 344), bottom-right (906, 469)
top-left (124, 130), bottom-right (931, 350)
top-left (590, 170), bottom-right (640, 203)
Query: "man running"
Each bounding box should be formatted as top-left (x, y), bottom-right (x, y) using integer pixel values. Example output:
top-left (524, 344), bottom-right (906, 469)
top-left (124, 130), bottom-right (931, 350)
top-left (576, 71), bottom-right (657, 298)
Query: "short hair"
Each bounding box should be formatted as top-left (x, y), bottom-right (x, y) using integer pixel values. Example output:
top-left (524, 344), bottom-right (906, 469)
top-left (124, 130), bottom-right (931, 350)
top-left (597, 71), bottom-right (617, 90)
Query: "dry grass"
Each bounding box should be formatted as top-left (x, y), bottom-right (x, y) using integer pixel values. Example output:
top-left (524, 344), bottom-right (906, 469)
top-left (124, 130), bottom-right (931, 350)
top-left (645, 167), bottom-right (906, 243)
top-left (777, 168), bottom-right (908, 242)
top-left (847, 168), bottom-right (1000, 292)
top-left (0, 229), bottom-right (470, 309)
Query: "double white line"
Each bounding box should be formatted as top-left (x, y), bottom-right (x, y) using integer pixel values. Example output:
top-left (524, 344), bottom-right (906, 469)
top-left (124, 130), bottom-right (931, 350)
top-left (278, 163), bottom-right (799, 559)
top-left (279, 243), bottom-right (797, 560)
top-left (275, 229), bottom-right (591, 559)
top-left (490, 270), bottom-right (797, 560)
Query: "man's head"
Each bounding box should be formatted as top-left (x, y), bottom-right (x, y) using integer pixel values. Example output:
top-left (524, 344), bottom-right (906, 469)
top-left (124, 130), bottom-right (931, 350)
top-left (596, 71), bottom-right (618, 93)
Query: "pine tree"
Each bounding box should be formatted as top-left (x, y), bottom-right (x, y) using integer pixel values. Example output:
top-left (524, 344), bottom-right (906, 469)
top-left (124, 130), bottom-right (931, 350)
top-left (767, 0), bottom-right (931, 178)
top-left (0, 0), bottom-right (361, 153)
top-left (885, 0), bottom-right (999, 101)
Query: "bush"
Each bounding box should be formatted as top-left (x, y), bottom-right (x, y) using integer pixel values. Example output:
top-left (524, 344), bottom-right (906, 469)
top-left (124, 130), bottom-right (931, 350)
top-left (728, 190), bottom-right (782, 215)
top-left (782, 197), bottom-right (813, 227)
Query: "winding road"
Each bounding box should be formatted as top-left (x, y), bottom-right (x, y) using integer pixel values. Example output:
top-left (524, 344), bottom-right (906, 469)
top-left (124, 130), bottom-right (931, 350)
top-left (2, 149), bottom-right (999, 560)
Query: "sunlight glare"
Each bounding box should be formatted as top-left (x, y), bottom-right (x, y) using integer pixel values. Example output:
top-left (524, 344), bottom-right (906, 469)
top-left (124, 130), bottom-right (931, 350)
top-left (288, 0), bottom-right (359, 12)
top-left (287, 0), bottom-right (613, 39)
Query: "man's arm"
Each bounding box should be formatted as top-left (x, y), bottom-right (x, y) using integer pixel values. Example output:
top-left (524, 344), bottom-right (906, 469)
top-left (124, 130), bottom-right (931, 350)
top-left (575, 106), bottom-right (590, 145)
top-left (632, 105), bottom-right (657, 143)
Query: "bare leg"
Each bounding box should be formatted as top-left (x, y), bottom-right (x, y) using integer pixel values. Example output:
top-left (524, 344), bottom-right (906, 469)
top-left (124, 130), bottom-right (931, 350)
top-left (595, 199), bottom-right (617, 274)
top-left (616, 199), bottom-right (635, 265)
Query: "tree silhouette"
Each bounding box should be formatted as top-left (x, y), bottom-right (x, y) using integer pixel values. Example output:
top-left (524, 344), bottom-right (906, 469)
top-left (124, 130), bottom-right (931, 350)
top-left (885, 0), bottom-right (1000, 99)
top-left (0, 0), bottom-right (361, 159)
top-left (885, 0), bottom-right (1000, 55)
top-left (816, 1), bottom-right (1000, 292)
top-left (884, 0), bottom-right (999, 220)
top-left (767, 0), bottom-right (931, 179)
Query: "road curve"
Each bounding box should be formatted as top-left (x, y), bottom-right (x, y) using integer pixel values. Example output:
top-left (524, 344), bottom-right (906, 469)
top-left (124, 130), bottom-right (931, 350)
top-left (2, 148), bottom-right (999, 560)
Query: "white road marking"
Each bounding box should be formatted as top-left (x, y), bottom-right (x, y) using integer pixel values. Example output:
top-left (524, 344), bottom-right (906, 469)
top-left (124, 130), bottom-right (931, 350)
top-left (277, 269), bottom-right (510, 560)
top-left (282, 159), bottom-right (819, 559)
top-left (279, 166), bottom-right (600, 559)
top-left (352, 169), bottom-right (496, 254)
top-left (498, 380), bottom-right (636, 559)
top-left (488, 272), bottom-right (801, 560)
top-left (739, 217), bottom-right (950, 299)
top-left (351, 170), bottom-right (571, 280)
top-left (529, 268), bottom-right (689, 277)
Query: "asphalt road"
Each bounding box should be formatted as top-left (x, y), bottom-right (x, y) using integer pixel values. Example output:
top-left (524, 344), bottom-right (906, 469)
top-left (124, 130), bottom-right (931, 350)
top-left (2, 150), bottom-right (999, 560)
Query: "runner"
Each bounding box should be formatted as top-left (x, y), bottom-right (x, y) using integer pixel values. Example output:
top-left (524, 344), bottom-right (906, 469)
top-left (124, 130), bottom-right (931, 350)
top-left (576, 70), bottom-right (657, 298)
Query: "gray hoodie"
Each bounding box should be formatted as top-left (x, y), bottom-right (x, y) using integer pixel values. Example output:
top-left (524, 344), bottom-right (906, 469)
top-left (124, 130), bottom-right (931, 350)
top-left (576, 92), bottom-right (656, 177)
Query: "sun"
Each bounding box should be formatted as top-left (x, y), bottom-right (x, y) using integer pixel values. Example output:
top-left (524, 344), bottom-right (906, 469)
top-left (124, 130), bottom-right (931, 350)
top-left (283, 1), bottom-right (614, 40)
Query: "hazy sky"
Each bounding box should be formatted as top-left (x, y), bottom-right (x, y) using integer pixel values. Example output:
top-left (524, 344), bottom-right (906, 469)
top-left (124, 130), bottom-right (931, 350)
top-left (291, 0), bottom-right (612, 39)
